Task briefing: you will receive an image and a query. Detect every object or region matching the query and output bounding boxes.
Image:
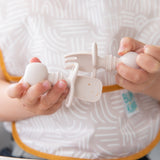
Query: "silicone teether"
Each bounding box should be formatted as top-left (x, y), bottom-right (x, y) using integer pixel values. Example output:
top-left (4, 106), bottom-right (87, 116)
top-left (118, 52), bottom-right (139, 69)
top-left (64, 43), bottom-right (139, 73)
top-left (23, 62), bottom-right (102, 107)
top-left (23, 63), bottom-right (48, 85)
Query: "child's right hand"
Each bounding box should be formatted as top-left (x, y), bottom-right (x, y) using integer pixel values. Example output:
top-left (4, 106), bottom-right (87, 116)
top-left (7, 58), bottom-right (69, 116)
top-left (116, 37), bottom-right (160, 101)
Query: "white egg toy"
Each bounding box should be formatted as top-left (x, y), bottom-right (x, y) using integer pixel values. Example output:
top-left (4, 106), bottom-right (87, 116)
top-left (119, 52), bottom-right (139, 69)
top-left (23, 62), bottom-right (48, 85)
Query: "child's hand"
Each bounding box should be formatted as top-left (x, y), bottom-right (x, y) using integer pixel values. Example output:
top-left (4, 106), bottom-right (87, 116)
top-left (7, 58), bottom-right (69, 116)
top-left (116, 37), bottom-right (160, 101)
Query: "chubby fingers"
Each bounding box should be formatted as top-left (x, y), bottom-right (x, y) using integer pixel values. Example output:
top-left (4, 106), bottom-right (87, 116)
top-left (22, 80), bottom-right (52, 106)
top-left (136, 54), bottom-right (160, 74)
top-left (40, 80), bottom-right (68, 110)
top-left (41, 91), bottom-right (69, 115)
top-left (117, 38), bottom-right (160, 94)
top-left (137, 45), bottom-right (160, 73)
top-left (116, 74), bottom-right (148, 93)
top-left (23, 80), bottom-right (69, 115)
top-left (144, 45), bottom-right (160, 62)
top-left (118, 37), bottom-right (145, 55)
top-left (117, 63), bottom-right (149, 84)
top-left (116, 63), bottom-right (152, 92)
top-left (39, 81), bottom-right (69, 115)
top-left (7, 82), bottom-right (30, 98)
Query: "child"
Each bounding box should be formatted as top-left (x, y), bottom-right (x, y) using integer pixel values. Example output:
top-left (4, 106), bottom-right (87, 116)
top-left (0, 0), bottom-right (160, 159)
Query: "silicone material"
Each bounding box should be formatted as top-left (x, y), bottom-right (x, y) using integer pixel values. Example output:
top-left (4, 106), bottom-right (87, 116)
top-left (23, 63), bottom-right (48, 85)
top-left (64, 43), bottom-right (139, 72)
top-left (23, 62), bottom-right (102, 107)
top-left (74, 76), bottom-right (102, 102)
top-left (91, 42), bottom-right (97, 78)
top-left (118, 52), bottom-right (139, 69)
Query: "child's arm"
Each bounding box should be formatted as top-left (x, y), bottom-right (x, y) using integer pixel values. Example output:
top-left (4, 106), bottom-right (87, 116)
top-left (116, 37), bottom-right (160, 101)
top-left (0, 58), bottom-right (69, 122)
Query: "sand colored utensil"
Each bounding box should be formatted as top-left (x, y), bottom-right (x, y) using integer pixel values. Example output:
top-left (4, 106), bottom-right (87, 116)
top-left (23, 62), bottom-right (102, 107)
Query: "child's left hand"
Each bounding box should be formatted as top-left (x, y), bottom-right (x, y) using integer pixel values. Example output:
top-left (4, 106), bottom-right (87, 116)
top-left (116, 37), bottom-right (160, 101)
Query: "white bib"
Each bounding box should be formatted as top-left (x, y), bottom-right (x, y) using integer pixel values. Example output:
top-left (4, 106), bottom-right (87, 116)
top-left (1, 0), bottom-right (160, 159)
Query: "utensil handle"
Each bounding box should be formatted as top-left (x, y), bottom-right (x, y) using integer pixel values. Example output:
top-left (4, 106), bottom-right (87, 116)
top-left (97, 55), bottom-right (118, 71)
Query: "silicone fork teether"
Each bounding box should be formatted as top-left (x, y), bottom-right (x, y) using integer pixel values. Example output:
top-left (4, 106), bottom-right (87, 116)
top-left (23, 62), bottom-right (102, 107)
top-left (64, 43), bottom-right (139, 72)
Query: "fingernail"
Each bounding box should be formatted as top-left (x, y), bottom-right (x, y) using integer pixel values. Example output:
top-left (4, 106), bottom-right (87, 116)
top-left (30, 57), bottom-right (41, 63)
top-left (118, 47), bottom-right (128, 55)
top-left (43, 80), bottom-right (50, 89)
top-left (57, 80), bottom-right (66, 89)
